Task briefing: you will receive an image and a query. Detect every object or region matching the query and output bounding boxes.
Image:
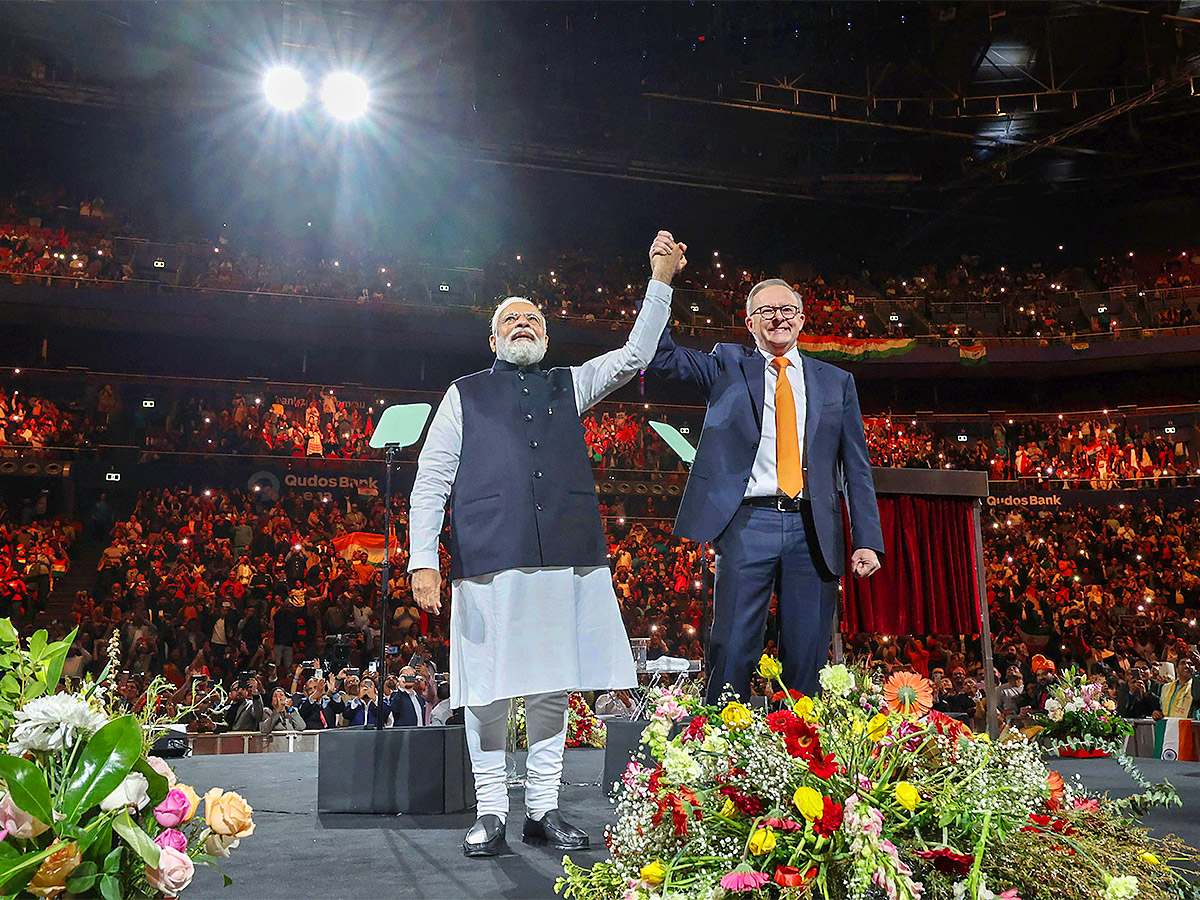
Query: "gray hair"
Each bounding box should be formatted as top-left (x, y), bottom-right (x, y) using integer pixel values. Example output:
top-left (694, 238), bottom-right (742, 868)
top-left (745, 278), bottom-right (804, 318)
top-left (489, 296), bottom-right (547, 338)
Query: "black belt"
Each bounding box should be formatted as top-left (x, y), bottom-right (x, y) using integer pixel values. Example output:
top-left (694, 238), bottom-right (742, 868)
top-left (742, 495), bottom-right (808, 513)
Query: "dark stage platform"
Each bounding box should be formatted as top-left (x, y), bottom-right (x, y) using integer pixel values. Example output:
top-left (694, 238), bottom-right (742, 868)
top-left (174, 751), bottom-right (1200, 900)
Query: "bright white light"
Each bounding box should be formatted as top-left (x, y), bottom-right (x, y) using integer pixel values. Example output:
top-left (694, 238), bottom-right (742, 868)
top-left (321, 72), bottom-right (369, 121)
top-left (263, 67), bottom-right (308, 112)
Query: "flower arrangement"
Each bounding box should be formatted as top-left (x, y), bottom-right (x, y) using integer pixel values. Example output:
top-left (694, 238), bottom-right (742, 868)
top-left (567, 693), bottom-right (607, 750)
top-left (0, 619), bottom-right (253, 898)
top-left (507, 693), bottom-right (608, 750)
top-left (555, 655), bottom-right (1200, 900)
top-left (1033, 668), bottom-right (1133, 756)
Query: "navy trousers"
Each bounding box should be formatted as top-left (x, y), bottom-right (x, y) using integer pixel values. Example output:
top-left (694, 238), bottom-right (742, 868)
top-left (706, 503), bottom-right (839, 704)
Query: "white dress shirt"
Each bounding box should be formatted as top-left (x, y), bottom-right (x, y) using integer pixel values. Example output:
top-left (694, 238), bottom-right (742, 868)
top-left (744, 346), bottom-right (807, 499)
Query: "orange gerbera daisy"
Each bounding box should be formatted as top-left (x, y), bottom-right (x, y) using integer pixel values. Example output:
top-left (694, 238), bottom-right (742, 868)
top-left (1046, 771), bottom-right (1065, 810)
top-left (883, 671), bottom-right (933, 717)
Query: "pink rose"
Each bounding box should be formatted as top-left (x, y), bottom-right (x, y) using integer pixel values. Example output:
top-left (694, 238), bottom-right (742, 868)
top-left (154, 828), bottom-right (188, 853)
top-left (154, 789), bottom-right (192, 829)
top-left (0, 792), bottom-right (49, 840)
top-left (145, 846), bottom-right (194, 899)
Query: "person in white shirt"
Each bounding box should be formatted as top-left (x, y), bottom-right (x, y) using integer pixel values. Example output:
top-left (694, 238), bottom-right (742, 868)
top-left (409, 232), bottom-right (685, 859)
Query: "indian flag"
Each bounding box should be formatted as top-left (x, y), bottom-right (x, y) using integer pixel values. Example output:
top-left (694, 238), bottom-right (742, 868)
top-left (330, 530), bottom-right (398, 566)
top-left (958, 344), bottom-right (988, 365)
top-left (1071, 342), bottom-right (1090, 354)
top-left (796, 335), bottom-right (915, 361)
top-left (1153, 717), bottom-right (1198, 761)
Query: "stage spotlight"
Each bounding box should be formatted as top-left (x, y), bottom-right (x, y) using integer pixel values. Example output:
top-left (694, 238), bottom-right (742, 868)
top-left (263, 66), bottom-right (307, 111)
top-left (321, 72), bottom-right (369, 121)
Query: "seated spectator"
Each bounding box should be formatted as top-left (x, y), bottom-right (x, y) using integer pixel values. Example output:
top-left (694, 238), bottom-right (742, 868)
top-left (261, 688), bottom-right (306, 733)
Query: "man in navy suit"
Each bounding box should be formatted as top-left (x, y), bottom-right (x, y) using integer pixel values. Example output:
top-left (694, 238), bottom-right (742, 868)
top-left (648, 236), bottom-right (884, 702)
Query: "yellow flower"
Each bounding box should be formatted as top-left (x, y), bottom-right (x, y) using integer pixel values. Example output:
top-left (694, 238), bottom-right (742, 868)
top-left (867, 713), bottom-right (889, 741)
top-left (748, 828), bottom-right (777, 856)
top-left (176, 783), bottom-right (201, 822)
top-left (720, 798), bottom-right (736, 817)
top-left (203, 788), bottom-right (256, 838)
top-left (793, 785), bottom-right (824, 822)
top-left (721, 702), bottom-right (753, 732)
top-left (758, 654), bottom-right (783, 680)
top-left (794, 696), bottom-right (815, 720)
top-left (894, 781), bottom-right (920, 812)
top-left (851, 719), bottom-right (865, 736)
top-left (640, 860), bottom-right (666, 884)
top-left (1140, 852), bottom-right (1161, 866)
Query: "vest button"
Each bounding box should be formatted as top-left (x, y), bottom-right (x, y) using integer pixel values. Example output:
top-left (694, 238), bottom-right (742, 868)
top-left (534, 470), bottom-right (543, 478)
top-left (518, 372), bottom-right (525, 380)
top-left (524, 414), bottom-right (533, 422)
top-left (536, 503), bottom-right (543, 511)
top-left (521, 388), bottom-right (530, 395)
top-left (529, 441), bottom-right (538, 449)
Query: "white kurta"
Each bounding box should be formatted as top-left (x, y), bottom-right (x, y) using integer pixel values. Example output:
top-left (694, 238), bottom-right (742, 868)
top-left (409, 280), bottom-right (673, 707)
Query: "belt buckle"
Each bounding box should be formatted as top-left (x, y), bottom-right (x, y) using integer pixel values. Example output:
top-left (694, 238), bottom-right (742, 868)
top-left (774, 496), bottom-right (792, 512)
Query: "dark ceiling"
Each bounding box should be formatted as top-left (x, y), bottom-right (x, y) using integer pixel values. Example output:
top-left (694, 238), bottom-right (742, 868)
top-left (2, 2), bottom-right (1200, 262)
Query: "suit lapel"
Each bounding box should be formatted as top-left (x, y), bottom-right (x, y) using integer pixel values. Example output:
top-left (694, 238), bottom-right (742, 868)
top-left (801, 354), bottom-right (823, 461)
top-left (740, 351), bottom-right (764, 432)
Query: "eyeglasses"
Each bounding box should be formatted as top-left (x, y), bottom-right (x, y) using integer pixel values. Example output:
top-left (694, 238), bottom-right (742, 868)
top-left (749, 305), bottom-right (801, 321)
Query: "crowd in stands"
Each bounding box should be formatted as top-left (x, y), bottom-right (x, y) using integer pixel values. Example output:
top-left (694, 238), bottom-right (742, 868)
top-left (0, 501), bottom-right (75, 619)
top-left (6, 188), bottom-right (1200, 342)
top-left (3, 472), bottom-right (1196, 737)
top-left (5, 372), bottom-right (1197, 490)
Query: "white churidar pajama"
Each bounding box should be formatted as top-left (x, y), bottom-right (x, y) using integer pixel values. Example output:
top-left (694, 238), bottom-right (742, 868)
top-left (409, 279), bottom-right (673, 822)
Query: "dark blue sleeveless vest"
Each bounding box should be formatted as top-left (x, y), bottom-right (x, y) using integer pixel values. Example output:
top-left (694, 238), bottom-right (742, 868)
top-left (448, 359), bottom-right (607, 580)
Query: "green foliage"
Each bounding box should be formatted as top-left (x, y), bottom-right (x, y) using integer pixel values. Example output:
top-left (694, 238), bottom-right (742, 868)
top-left (0, 619), bottom-right (77, 744)
top-left (58, 716), bottom-right (143, 824)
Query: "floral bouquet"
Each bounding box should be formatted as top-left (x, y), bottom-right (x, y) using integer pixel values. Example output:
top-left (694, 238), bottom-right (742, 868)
top-left (0, 619), bottom-right (253, 899)
top-left (556, 655), bottom-right (1200, 900)
top-left (507, 693), bottom-right (607, 750)
top-left (1034, 668), bottom-right (1133, 757)
top-left (567, 694), bottom-right (607, 750)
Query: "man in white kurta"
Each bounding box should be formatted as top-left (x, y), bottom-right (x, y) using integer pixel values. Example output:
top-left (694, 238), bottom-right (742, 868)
top-left (409, 233), bottom-right (686, 857)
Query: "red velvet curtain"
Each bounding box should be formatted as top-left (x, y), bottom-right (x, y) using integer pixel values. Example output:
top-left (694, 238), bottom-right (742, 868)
top-left (841, 495), bottom-right (981, 635)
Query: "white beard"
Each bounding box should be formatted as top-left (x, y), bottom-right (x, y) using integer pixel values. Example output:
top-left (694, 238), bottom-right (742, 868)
top-left (495, 333), bottom-right (548, 367)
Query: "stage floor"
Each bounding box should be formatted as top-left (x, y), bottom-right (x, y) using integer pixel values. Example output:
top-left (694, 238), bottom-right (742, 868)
top-left (174, 752), bottom-right (1200, 900)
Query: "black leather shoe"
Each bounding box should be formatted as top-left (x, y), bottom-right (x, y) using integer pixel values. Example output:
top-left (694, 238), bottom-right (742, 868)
top-left (463, 815), bottom-right (506, 858)
top-left (522, 810), bottom-right (589, 850)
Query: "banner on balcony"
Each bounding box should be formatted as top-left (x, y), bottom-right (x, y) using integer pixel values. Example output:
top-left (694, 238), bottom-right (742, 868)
top-left (796, 335), bottom-right (915, 361)
top-left (958, 344), bottom-right (988, 365)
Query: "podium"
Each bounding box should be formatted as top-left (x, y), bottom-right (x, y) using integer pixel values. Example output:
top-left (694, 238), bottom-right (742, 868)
top-left (317, 726), bottom-right (475, 815)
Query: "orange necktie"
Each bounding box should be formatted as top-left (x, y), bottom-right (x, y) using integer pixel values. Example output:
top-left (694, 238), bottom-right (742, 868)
top-left (772, 356), bottom-right (804, 498)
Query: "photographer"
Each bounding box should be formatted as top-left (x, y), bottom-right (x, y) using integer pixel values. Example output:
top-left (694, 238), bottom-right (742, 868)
top-left (295, 669), bottom-right (343, 730)
top-left (342, 675), bottom-right (391, 727)
top-left (218, 677), bottom-right (265, 732)
top-left (261, 687), bottom-right (306, 734)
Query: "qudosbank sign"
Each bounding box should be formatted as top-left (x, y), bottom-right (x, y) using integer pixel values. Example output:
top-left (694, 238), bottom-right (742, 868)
top-left (283, 473), bottom-right (380, 494)
top-left (987, 488), bottom-right (1200, 509)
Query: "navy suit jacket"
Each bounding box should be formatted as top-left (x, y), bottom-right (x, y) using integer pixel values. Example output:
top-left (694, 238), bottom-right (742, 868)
top-left (648, 328), bottom-right (884, 576)
top-left (390, 692), bottom-right (426, 727)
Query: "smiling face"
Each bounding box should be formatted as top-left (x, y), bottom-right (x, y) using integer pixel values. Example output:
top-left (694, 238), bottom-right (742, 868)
top-left (490, 299), bottom-right (548, 365)
top-left (745, 284), bottom-right (806, 356)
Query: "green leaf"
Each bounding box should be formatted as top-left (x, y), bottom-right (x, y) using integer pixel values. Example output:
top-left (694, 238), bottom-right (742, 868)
top-left (0, 618), bottom-right (17, 646)
top-left (0, 755), bottom-right (53, 826)
top-left (58, 716), bottom-right (142, 824)
top-left (0, 842), bottom-right (61, 896)
top-left (103, 846), bottom-right (122, 874)
top-left (65, 861), bottom-right (99, 893)
top-left (27, 630), bottom-right (47, 662)
top-left (99, 873), bottom-right (121, 900)
top-left (131, 758), bottom-right (169, 806)
top-left (112, 811), bottom-right (160, 868)
top-left (41, 629), bottom-right (76, 695)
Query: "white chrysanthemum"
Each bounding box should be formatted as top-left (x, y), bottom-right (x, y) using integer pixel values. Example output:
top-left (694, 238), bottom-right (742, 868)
top-left (1103, 875), bottom-right (1138, 900)
top-left (819, 664), bottom-right (856, 697)
top-left (6, 693), bottom-right (107, 757)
